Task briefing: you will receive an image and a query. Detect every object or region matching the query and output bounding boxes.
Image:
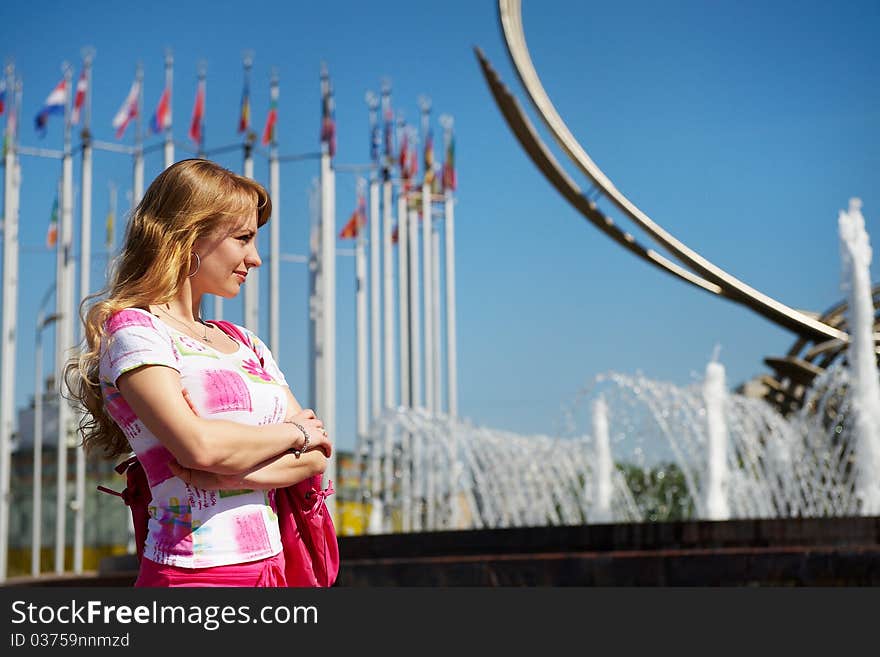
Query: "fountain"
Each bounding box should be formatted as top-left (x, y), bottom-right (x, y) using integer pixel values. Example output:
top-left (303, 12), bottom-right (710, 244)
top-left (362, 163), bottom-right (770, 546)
top-left (838, 198), bottom-right (880, 514)
top-left (341, 199), bottom-right (880, 585)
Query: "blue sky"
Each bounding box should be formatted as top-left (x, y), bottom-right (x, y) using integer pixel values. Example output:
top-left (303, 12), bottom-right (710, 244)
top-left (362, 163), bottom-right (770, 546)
top-left (1, 0), bottom-right (878, 452)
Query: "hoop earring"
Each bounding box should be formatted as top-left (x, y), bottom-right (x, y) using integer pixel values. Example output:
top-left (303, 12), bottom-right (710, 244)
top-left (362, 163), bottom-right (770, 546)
top-left (187, 252), bottom-right (201, 278)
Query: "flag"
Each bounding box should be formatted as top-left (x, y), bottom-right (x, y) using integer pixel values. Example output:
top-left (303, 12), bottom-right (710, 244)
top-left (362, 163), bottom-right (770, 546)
top-left (408, 139), bottom-right (418, 180)
top-left (320, 86), bottom-right (336, 157)
top-left (189, 79), bottom-right (205, 146)
top-left (34, 77), bottom-right (67, 137)
top-left (238, 77), bottom-right (250, 133)
top-left (431, 165), bottom-right (441, 194)
top-left (261, 83), bottom-right (278, 146)
top-left (149, 87), bottom-right (171, 134)
top-left (0, 79), bottom-right (6, 116)
top-left (383, 106), bottom-right (394, 168)
top-left (423, 129), bottom-right (435, 187)
top-left (442, 132), bottom-right (456, 191)
top-left (339, 193), bottom-right (366, 240)
top-left (112, 78), bottom-right (140, 139)
top-left (46, 193), bottom-right (59, 249)
top-left (398, 128), bottom-right (409, 176)
top-left (70, 67), bottom-right (87, 126)
top-left (370, 122), bottom-right (381, 163)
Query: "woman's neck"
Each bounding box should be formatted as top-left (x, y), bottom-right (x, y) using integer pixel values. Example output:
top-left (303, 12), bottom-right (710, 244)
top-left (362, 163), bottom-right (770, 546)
top-left (158, 287), bottom-right (202, 322)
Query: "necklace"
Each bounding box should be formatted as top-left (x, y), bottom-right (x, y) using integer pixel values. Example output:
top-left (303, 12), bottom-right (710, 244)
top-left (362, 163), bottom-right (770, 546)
top-left (157, 306), bottom-right (213, 344)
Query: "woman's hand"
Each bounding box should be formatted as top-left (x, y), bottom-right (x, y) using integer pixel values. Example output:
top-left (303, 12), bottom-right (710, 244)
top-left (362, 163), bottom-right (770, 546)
top-left (286, 408), bottom-right (333, 458)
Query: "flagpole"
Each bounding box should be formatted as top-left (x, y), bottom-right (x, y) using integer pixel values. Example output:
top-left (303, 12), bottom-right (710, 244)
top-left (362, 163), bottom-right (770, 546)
top-left (308, 178), bottom-right (321, 425)
top-left (54, 61), bottom-right (75, 574)
top-left (366, 90), bottom-right (381, 420)
top-left (355, 178), bottom-right (368, 443)
top-left (241, 52), bottom-right (258, 333)
top-left (432, 213), bottom-right (442, 414)
top-left (190, 62), bottom-right (219, 321)
top-left (318, 63), bottom-right (336, 516)
top-left (440, 115), bottom-right (458, 418)
top-left (132, 62), bottom-right (144, 206)
top-left (429, 216), bottom-right (441, 529)
top-left (418, 96), bottom-right (433, 415)
top-left (408, 195), bottom-right (421, 410)
top-left (0, 62), bottom-right (20, 583)
top-left (381, 82), bottom-right (395, 411)
top-left (164, 48), bottom-right (174, 169)
top-left (397, 182), bottom-right (410, 409)
top-left (73, 47), bottom-right (95, 574)
top-left (268, 70), bottom-right (281, 358)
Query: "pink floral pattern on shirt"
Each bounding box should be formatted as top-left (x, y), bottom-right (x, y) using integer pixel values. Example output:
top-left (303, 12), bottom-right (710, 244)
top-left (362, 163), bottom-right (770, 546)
top-left (241, 357), bottom-right (275, 383)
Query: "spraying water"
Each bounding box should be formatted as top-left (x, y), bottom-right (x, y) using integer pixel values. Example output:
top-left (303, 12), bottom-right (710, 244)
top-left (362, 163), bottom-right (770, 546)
top-left (702, 347), bottom-right (730, 520)
top-left (838, 198), bottom-right (880, 514)
top-left (592, 395), bottom-right (613, 523)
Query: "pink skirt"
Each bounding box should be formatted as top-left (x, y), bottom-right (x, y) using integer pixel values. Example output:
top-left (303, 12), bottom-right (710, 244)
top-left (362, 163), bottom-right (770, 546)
top-left (135, 552), bottom-right (286, 587)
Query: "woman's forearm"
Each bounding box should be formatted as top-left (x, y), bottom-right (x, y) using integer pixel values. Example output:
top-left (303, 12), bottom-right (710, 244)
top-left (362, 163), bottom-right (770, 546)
top-left (192, 451), bottom-right (327, 490)
top-left (187, 417), bottom-right (303, 474)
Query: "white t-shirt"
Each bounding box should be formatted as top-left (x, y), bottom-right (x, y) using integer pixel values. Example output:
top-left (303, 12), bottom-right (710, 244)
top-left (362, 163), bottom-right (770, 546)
top-left (99, 307), bottom-right (289, 568)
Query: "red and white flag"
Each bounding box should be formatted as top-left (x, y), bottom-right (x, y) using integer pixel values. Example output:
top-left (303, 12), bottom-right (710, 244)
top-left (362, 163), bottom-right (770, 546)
top-left (70, 67), bottom-right (88, 126)
top-left (189, 79), bottom-right (205, 146)
top-left (112, 78), bottom-right (140, 139)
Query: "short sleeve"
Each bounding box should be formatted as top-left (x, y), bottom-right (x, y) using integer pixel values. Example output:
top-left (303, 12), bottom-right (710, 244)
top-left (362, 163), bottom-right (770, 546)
top-left (102, 309), bottom-right (181, 386)
top-left (242, 327), bottom-right (288, 387)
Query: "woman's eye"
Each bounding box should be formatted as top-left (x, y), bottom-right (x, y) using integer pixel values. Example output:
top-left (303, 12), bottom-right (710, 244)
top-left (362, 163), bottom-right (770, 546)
top-left (237, 235), bottom-right (250, 243)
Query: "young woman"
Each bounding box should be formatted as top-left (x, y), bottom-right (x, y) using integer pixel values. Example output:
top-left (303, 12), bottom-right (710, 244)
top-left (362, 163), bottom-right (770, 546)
top-left (65, 158), bottom-right (332, 587)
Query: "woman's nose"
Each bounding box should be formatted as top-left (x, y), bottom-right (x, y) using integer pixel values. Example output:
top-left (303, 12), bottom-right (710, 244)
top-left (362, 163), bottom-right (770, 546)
top-left (246, 245), bottom-right (262, 268)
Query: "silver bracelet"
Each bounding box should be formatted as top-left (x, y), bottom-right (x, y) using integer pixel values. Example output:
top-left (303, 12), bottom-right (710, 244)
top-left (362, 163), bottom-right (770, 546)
top-left (287, 421), bottom-right (310, 458)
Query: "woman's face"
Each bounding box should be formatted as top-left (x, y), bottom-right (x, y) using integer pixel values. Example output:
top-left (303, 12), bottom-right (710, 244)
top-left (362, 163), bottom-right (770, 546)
top-left (190, 212), bottom-right (261, 299)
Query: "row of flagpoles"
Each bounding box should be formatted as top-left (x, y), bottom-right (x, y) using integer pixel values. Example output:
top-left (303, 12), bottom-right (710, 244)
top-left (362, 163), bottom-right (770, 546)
top-left (29, 52), bottom-right (272, 149)
top-left (0, 52), bottom-right (459, 578)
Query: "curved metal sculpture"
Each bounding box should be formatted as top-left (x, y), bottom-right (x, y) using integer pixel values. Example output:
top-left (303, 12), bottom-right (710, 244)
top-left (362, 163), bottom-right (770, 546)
top-left (755, 284), bottom-right (880, 414)
top-left (477, 0), bottom-right (857, 345)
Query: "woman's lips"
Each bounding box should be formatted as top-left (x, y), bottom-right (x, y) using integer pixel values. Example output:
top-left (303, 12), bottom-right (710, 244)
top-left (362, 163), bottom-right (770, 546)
top-left (234, 271), bottom-right (247, 282)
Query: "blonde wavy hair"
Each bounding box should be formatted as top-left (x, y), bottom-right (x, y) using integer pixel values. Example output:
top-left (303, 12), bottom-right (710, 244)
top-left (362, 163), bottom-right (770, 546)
top-left (64, 158), bottom-right (272, 458)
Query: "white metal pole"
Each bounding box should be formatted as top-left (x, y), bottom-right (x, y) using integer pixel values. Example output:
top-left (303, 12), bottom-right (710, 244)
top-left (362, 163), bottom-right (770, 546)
top-left (0, 64), bottom-right (20, 583)
top-left (383, 180), bottom-right (395, 408)
top-left (308, 179), bottom-right (321, 424)
top-left (408, 205), bottom-right (421, 409)
top-left (356, 196), bottom-right (368, 440)
top-left (369, 177), bottom-right (381, 418)
top-left (243, 146), bottom-right (258, 332)
top-left (132, 63), bottom-right (144, 206)
top-left (269, 157), bottom-right (280, 356)
top-left (55, 63), bottom-right (75, 574)
top-left (319, 149), bottom-right (336, 515)
top-left (267, 68), bottom-right (280, 358)
top-left (445, 188), bottom-right (458, 418)
top-left (366, 92), bottom-right (382, 420)
top-left (73, 48), bottom-right (94, 574)
top-left (318, 65), bottom-right (337, 516)
top-left (432, 221), bottom-right (442, 414)
top-left (163, 49), bottom-right (174, 169)
top-left (242, 55), bottom-right (258, 334)
top-left (33, 318), bottom-right (44, 576)
top-left (33, 305), bottom-right (59, 576)
top-left (397, 193), bottom-right (410, 408)
top-left (421, 184), bottom-right (433, 415)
